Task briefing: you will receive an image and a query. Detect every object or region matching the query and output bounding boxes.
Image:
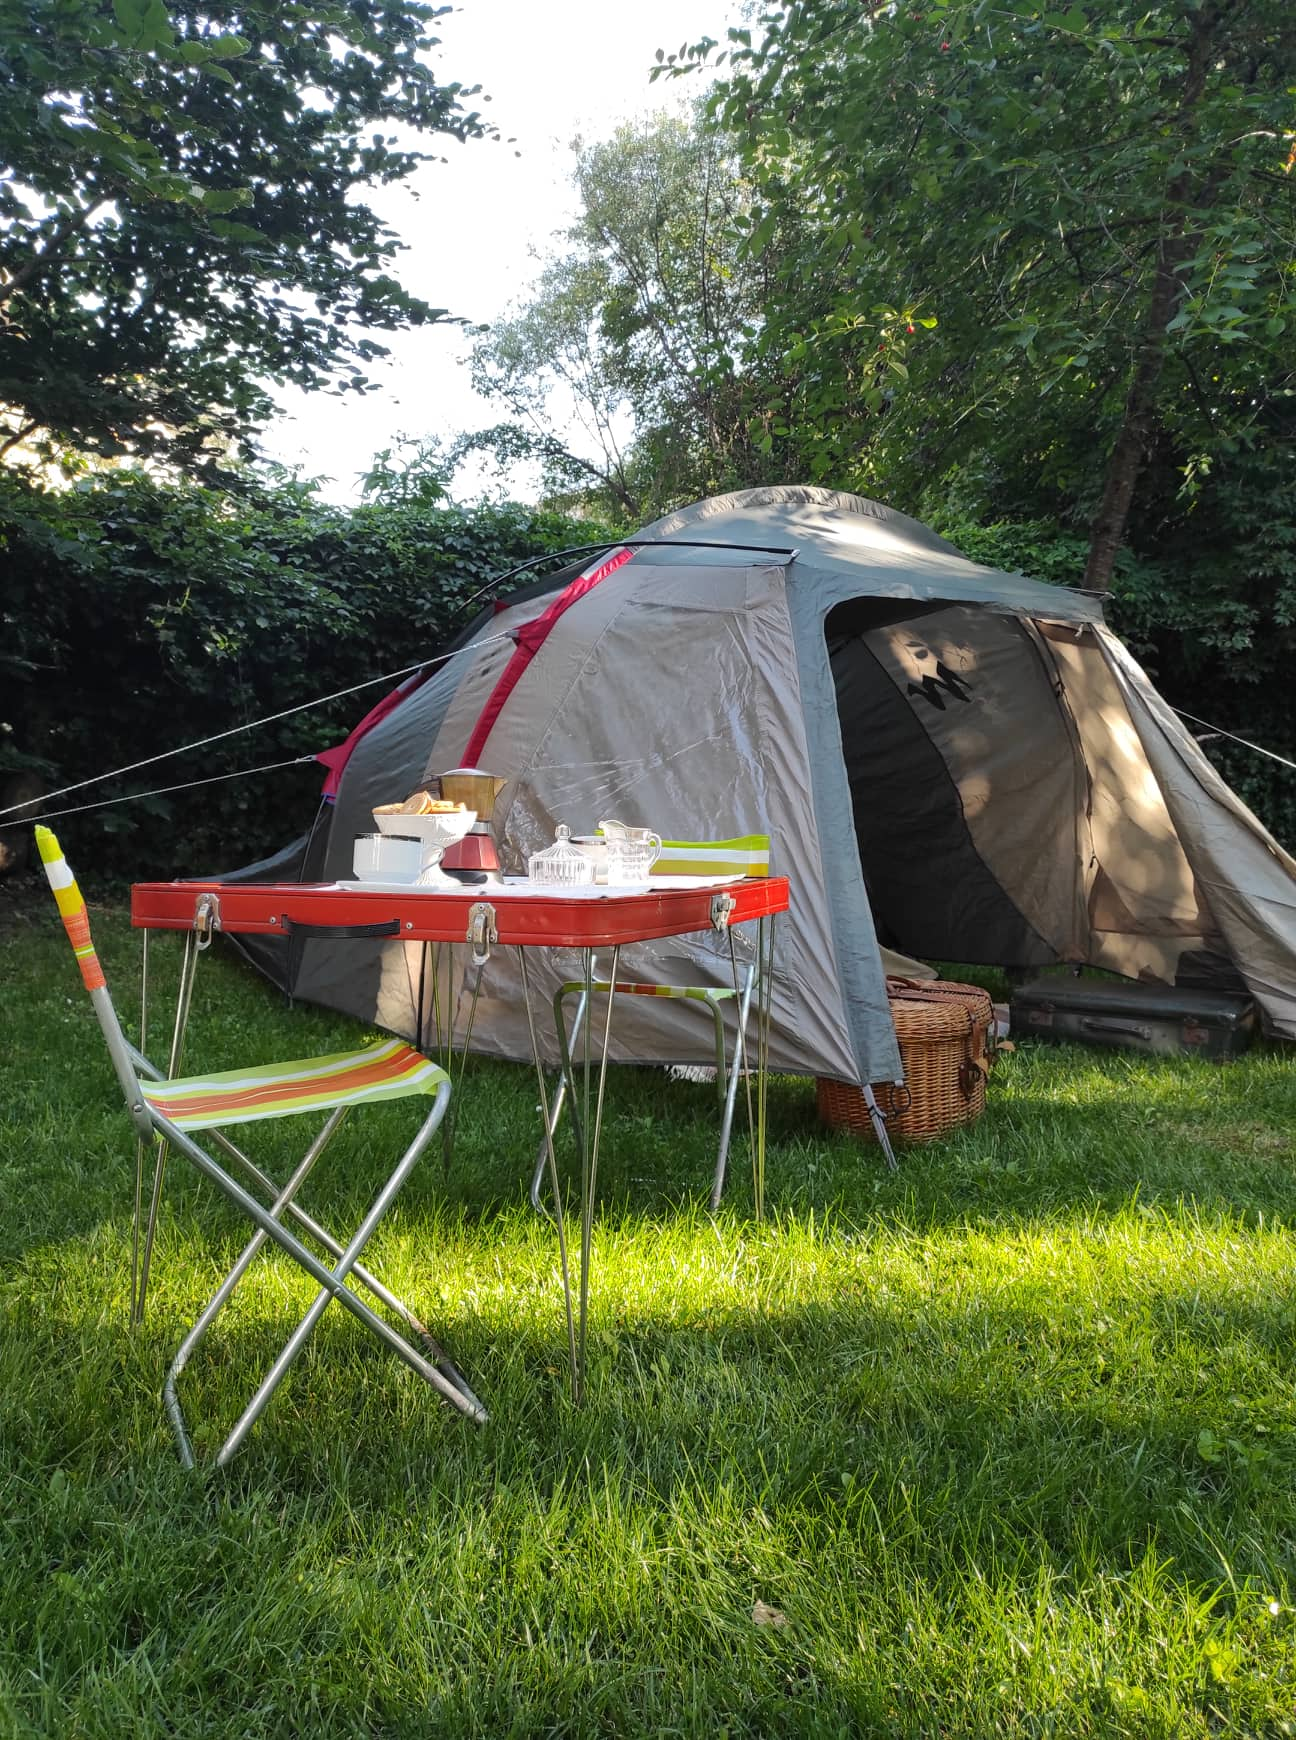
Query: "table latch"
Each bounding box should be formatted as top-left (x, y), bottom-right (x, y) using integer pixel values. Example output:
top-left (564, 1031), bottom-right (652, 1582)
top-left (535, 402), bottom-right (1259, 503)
top-left (710, 891), bottom-right (737, 931)
top-left (193, 892), bottom-right (221, 949)
top-left (467, 900), bottom-right (498, 965)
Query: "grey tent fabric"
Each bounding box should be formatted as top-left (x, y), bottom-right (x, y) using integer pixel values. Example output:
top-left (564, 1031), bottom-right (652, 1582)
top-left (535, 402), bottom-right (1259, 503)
top-left (1100, 629), bottom-right (1296, 1035)
top-left (237, 486), bottom-right (1295, 1080)
top-left (640, 487), bottom-right (1103, 624)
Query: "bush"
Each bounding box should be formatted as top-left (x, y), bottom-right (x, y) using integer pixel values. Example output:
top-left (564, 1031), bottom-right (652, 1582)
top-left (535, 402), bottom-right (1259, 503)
top-left (1, 471), bottom-right (618, 879)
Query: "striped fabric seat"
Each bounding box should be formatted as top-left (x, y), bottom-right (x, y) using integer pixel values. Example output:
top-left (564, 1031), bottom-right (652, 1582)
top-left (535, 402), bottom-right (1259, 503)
top-left (140, 1038), bottom-right (448, 1131)
top-left (559, 834), bottom-right (769, 1005)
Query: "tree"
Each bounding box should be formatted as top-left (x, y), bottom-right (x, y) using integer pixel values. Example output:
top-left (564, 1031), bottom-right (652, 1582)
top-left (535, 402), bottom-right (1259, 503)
top-left (0, 0), bottom-right (486, 473)
top-left (678, 0), bottom-right (1296, 590)
top-left (463, 109), bottom-right (791, 520)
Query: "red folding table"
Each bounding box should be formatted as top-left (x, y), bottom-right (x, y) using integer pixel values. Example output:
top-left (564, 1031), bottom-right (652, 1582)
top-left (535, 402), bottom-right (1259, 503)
top-left (131, 874), bottom-right (789, 1404)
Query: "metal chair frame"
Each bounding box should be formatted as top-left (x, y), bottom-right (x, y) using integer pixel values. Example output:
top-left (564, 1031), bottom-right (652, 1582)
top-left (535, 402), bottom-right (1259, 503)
top-left (37, 828), bottom-right (484, 1468)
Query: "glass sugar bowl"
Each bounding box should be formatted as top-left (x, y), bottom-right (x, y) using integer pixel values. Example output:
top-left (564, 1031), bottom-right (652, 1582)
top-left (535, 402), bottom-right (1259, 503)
top-left (528, 823), bottom-right (596, 887)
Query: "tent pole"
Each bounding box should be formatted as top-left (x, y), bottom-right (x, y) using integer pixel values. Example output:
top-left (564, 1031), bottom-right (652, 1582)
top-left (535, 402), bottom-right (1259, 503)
top-left (863, 1083), bottom-right (898, 1171)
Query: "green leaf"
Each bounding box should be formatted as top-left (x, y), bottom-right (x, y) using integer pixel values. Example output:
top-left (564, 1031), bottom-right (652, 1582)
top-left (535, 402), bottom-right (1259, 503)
top-left (137, 0), bottom-right (175, 52)
top-left (198, 186), bottom-right (253, 213)
top-left (112, 0), bottom-right (145, 37)
top-left (747, 211), bottom-right (777, 254)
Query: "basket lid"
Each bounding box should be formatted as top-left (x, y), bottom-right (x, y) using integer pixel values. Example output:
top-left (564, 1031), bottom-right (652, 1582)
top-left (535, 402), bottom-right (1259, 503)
top-left (887, 978), bottom-right (992, 1039)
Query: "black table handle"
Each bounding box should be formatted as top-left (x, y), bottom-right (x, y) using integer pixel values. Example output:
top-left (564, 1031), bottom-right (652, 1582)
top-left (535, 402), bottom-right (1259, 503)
top-left (281, 917), bottom-right (401, 940)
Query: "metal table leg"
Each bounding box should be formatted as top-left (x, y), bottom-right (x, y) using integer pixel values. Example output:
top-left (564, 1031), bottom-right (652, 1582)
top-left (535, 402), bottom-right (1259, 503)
top-left (518, 949), bottom-right (579, 1391)
top-left (516, 942), bottom-right (620, 1404)
top-left (529, 986), bottom-right (588, 1218)
top-left (415, 938), bottom-right (486, 1177)
top-left (751, 913), bottom-right (777, 1221)
top-left (576, 943), bottom-right (619, 1401)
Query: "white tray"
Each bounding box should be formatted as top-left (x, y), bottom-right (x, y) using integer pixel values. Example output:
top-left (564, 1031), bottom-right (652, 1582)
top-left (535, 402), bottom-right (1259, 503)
top-left (497, 874), bottom-right (740, 896)
top-left (341, 876), bottom-right (472, 893)
top-left (329, 873), bottom-right (744, 898)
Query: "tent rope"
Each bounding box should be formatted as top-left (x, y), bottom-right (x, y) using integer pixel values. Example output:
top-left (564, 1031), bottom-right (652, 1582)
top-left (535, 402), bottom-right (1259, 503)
top-left (0, 756), bottom-right (319, 831)
top-left (1172, 708), bottom-right (1296, 772)
top-left (0, 631), bottom-right (513, 823)
top-left (5, 635), bottom-right (1289, 838)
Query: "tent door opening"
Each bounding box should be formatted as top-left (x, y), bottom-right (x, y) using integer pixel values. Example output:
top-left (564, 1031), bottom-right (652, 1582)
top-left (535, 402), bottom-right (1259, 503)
top-left (827, 600), bottom-right (1061, 969)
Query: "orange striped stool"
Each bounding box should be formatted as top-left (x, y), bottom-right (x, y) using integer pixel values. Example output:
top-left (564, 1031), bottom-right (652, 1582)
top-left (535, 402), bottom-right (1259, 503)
top-left (36, 825), bottom-right (484, 1468)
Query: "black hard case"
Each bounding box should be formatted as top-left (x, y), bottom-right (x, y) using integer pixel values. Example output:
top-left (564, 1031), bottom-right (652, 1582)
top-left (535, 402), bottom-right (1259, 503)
top-left (1009, 978), bottom-right (1256, 1060)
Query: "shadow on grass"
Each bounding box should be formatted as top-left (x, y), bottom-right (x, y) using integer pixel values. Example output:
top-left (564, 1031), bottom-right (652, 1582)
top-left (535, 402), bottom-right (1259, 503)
top-left (8, 1122), bottom-right (1296, 1734)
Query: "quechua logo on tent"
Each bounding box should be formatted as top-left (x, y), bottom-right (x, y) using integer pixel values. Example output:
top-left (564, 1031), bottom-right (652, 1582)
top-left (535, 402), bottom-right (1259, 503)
top-left (906, 659), bottom-right (973, 711)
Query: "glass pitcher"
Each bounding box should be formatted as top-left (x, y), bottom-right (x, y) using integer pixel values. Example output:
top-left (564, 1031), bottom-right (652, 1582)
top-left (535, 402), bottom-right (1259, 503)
top-left (599, 820), bottom-right (662, 886)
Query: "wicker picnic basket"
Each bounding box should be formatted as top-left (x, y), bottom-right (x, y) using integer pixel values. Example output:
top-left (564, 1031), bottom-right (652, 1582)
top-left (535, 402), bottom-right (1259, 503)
top-left (817, 978), bottom-right (995, 1144)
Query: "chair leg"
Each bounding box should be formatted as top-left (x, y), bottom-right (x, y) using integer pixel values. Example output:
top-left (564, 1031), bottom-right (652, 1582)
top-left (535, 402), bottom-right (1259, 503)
top-left (212, 1083), bottom-right (462, 1466)
top-left (164, 1105), bottom-right (349, 1469)
top-left (530, 986), bottom-right (587, 1217)
top-left (131, 1137), bottom-right (146, 1322)
top-left (711, 965), bottom-right (757, 1211)
top-left (155, 1085), bottom-right (485, 1464)
top-left (710, 997), bottom-right (728, 1112)
top-left (126, 1038), bottom-right (467, 1383)
top-left (135, 930), bottom-right (202, 1326)
top-left (208, 1125), bottom-right (475, 1392)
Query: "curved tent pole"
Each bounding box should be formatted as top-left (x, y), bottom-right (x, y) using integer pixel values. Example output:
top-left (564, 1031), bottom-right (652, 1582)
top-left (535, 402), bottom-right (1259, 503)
top-left (445, 538), bottom-right (802, 639)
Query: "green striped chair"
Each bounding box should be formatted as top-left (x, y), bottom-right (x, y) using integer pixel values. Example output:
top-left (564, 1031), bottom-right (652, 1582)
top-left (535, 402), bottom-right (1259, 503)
top-left (538, 834), bottom-right (770, 1212)
top-left (36, 825), bottom-right (482, 1467)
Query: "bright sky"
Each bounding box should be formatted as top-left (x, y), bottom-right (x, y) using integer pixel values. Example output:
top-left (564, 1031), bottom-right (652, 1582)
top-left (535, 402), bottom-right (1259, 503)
top-left (260, 0), bottom-right (730, 503)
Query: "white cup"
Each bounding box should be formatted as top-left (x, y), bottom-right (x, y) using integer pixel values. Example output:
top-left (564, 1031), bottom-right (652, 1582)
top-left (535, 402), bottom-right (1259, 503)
top-left (571, 835), bottom-right (609, 883)
top-left (353, 832), bottom-right (422, 883)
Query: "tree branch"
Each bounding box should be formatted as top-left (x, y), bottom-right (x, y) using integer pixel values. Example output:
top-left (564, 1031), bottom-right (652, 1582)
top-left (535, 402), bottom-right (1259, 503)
top-left (0, 200), bottom-right (108, 306)
top-left (0, 419), bottom-right (40, 459)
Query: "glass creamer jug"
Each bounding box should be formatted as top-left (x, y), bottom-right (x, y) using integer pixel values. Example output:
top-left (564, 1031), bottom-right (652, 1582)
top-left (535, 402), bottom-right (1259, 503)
top-left (599, 819), bottom-right (662, 886)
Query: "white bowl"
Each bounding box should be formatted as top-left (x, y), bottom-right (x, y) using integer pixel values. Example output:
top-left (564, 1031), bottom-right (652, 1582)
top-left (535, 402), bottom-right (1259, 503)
top-left (354, 831), bottom-right (423, 882)
top-left (372, 808), bottom-right (477, 851)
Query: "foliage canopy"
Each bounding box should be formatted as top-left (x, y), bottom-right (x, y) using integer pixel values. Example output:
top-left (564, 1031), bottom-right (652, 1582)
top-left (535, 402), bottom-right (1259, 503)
top-left (465, 111), bottom-right (794, 521)
top-left (682, 0), bottom-right (1296, 590)
top-left (0, 0), bottom-right (485, 473)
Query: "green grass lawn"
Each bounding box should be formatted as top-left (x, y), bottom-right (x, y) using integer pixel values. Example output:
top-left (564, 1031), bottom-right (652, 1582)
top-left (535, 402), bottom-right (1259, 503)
top-left (2, 895), bottom-right (1295, 1737)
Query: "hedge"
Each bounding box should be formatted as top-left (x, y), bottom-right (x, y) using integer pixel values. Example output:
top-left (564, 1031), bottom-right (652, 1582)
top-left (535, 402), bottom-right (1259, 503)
top-left (1, 472), bottom-right (617, 880)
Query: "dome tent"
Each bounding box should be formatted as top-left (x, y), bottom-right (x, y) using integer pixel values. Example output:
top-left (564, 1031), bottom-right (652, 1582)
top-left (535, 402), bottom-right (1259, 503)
top-left (232, 486), bottom-right (1296, 1086)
